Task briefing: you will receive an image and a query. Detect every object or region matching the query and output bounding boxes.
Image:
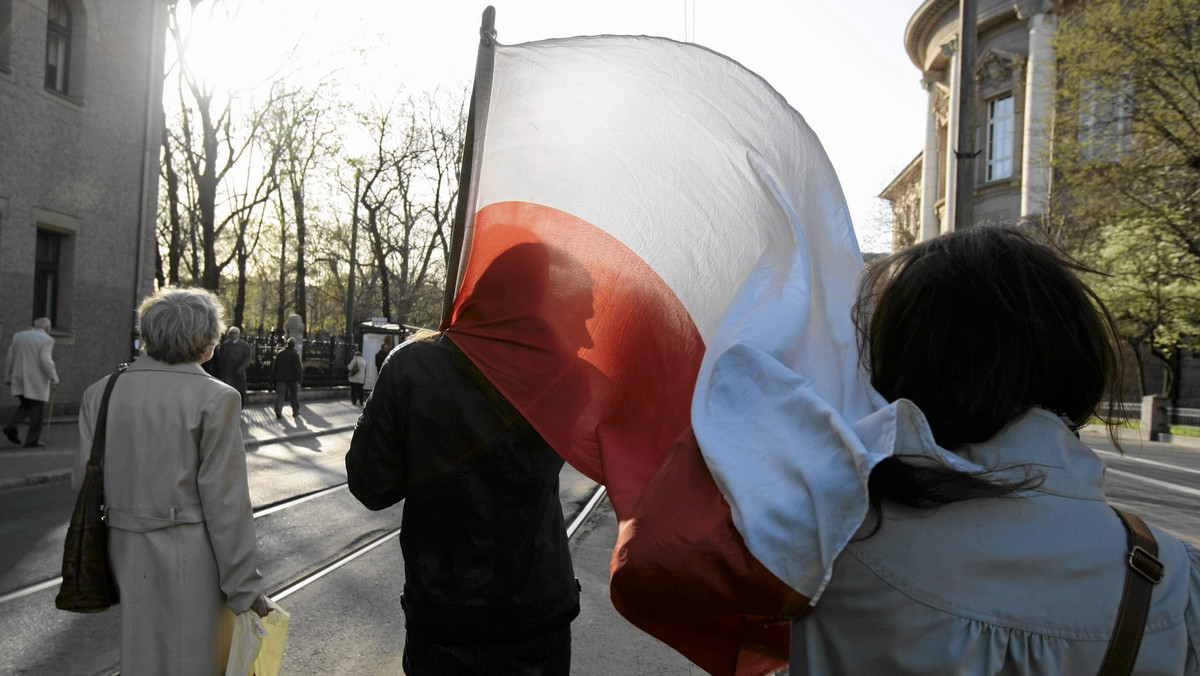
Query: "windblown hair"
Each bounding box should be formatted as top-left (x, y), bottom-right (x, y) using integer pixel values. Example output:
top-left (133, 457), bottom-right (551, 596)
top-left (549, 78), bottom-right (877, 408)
top-left (855, 226), bottom-right (1124, 518)
top-left (139, 287), bottom-right (225, 364)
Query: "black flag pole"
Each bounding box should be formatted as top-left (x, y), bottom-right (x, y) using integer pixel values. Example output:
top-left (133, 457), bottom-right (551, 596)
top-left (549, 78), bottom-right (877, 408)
top-left (441, 6), bottom-right (498, 327)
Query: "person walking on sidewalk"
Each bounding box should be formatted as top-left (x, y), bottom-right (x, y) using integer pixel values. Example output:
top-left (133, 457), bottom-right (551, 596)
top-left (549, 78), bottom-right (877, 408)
top-left (272, 338), bottom-right (303, 419)
top-left (217, 327), bottom-right (251, 406)
top-left (346, 332), bottom-right (579, 676)
top-left (346, 350), bottom-right (367, 406)
top-left (4, 317), bottom-right (59, 448)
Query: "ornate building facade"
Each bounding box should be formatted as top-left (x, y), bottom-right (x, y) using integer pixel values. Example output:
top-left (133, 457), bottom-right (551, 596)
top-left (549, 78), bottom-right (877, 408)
top-left (885, 0), bottom-right (1066, 245)
top-left (0, 0), bottom-right (169, 412)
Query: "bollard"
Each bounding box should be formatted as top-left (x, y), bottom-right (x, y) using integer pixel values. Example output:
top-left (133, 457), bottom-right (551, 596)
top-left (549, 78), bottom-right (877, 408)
top-left (1141, 394), bottom-right (1170, 441)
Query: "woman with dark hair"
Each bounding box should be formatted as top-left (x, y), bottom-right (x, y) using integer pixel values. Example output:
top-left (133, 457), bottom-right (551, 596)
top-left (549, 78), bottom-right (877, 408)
top-left (790, 227), bottom-right (1200, 674)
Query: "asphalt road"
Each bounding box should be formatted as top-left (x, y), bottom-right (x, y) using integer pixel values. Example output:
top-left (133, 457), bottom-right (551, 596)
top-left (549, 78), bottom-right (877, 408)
top-left (1083, 429), bottom-right (1200, 546)
top-left (1, 425), bottom-right (1195, 675)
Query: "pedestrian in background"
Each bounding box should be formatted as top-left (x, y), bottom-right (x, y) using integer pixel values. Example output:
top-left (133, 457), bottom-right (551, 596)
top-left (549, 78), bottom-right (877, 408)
top-left (346, 349), bottom-right (367, 406)
top-left (346, 332), bottom-right (579, 676)
top-left (217, 326), bottom-right (251, 406)
top-left (3, 317), bottom-right (59, 448)
top-left (73, 287), bottom-right (269, 674)
top-left (272, 338), bottom-right (303, 419)
top-left (374, 336), bottom-right (393, 374)
top-left (790, 227), bottom-right (1200, 674)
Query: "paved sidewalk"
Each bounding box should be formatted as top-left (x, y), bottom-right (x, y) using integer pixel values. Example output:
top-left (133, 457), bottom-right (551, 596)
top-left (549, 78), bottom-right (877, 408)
top-left (0, 391), bottom-right (363, 492)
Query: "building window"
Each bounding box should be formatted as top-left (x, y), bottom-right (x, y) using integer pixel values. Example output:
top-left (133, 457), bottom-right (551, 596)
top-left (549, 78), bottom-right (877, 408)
top-left (45, 0), bottom-right (71, 93)
top-left (986, 95), bottom-right (1014, 182)
top-left (0, 0), bottom-right (13, 72)
top-left (34, 229), bottom-right (63, 324)
top-left (1079, 79), bottom-right (1134, 162)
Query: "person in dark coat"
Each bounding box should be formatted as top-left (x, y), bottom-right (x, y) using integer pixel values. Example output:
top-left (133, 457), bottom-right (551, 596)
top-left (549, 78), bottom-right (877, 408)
top-left (346, 333), bottom-right (579, 676)
top-left (272, 338), bottom-right (303, 419)
top-left (217, 327), bottom-right (252, 406)
top-left (374, 336), bottom-right (394, 373)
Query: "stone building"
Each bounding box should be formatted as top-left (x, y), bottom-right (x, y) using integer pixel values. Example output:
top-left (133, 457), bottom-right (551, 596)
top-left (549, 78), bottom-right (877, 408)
top-left (884, 0), bottom-right (1065, 244)
top-left (0, 0), bottom-right (169, 414)
top-left (883, 0), bottom-right (1200, 405)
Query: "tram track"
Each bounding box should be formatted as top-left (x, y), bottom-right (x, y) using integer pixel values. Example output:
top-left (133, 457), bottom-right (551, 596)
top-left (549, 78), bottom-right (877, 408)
top-left (0, 481), bottom-right (356, 606)
top-left (0, 479), bottom-right (608, 609)
top-left (271, 484), bottom-right (608, 603)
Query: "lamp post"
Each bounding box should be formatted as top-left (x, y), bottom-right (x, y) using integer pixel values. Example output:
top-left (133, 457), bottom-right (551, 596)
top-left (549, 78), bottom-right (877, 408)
top-left (953, 0), bottom-right (979, 231)
top-left (346, 167), bottom-right (360, 340)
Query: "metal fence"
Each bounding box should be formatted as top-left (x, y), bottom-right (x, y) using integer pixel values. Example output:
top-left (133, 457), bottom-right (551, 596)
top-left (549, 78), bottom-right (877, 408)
top-left (1108, 401), bottom-right (1200, 427)
top-left (241, 334), bottom-right (356, 391)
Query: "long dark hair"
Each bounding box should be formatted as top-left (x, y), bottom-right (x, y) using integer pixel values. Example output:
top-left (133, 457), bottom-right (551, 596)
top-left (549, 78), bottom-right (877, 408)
top-left (855, 227), bottom-right (1125, 524)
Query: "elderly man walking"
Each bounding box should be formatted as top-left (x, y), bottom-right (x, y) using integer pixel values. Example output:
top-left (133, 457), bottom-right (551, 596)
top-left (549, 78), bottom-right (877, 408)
top-left (4, 318), bottom-right (59, 447)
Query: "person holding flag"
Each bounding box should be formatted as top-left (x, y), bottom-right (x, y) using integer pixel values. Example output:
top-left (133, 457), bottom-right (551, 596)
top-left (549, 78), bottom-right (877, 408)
top-left (345, 244), bottom-right (587, 676)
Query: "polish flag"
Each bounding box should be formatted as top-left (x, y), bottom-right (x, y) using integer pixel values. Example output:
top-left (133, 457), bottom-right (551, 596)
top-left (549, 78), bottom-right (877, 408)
top-left (442, 21), bottom-right (896, 676)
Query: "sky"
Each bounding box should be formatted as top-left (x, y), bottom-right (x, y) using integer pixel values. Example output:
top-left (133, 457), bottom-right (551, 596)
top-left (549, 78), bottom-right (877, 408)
top-left (182, 1), bottom-right (928, 253)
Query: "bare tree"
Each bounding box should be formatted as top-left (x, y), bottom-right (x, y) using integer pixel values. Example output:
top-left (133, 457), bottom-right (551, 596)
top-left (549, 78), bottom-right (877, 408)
top-left (263, 82), bottom-right (342, 326)
top-left (163, 1), bottom-right (284, 291)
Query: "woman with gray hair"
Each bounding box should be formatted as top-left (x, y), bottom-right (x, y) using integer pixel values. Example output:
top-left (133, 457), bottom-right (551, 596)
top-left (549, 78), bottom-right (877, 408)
top-left (72, 287), bottom-right (269, 674)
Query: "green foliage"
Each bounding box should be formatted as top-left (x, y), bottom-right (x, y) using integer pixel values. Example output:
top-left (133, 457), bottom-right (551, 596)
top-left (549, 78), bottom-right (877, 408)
top-left (1052, 0), bottom-right (1200, 395)
top-left (1086, 217), bottom-right (1200, 353)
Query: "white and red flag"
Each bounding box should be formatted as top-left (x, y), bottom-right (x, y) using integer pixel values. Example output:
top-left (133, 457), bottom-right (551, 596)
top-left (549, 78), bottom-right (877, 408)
top-left (441, 10), bottom-right (903, 675)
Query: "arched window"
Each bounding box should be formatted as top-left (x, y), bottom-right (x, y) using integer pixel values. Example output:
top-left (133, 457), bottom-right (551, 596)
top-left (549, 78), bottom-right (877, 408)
top-left (45, 0), bottom-right (71, 93)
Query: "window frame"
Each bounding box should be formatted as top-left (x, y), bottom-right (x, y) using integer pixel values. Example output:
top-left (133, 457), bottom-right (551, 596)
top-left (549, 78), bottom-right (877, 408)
top-left (0, 0), bottom-right (13, 73)
top-left (31, 209), bottom-right (78, 334)
top-left (44, 0), bottom-right (72, 94)
top-left (985, 94), bottom-right (1015, 182)
top-left (34, 229), bottom-right (64, 325)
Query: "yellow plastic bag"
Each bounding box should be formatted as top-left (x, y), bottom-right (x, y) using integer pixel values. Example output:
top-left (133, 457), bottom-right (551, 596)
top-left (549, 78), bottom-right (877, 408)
top-left (225, 598), bottom-right (290, 676)
top-left (254, 601), bottom-right (291, 676)
top-left (226, 610), bottom-right (266, 676)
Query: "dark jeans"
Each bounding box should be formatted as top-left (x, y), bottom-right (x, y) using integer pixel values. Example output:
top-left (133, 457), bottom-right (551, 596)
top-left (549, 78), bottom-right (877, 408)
top-left (5, 396), bottom-right (46, 445)
top-left (349, 383), bottom-right (364, 405)
top-left (274, 380), bottom-right (300, 416)
top-left (402, 624), bottom-right (571, 676)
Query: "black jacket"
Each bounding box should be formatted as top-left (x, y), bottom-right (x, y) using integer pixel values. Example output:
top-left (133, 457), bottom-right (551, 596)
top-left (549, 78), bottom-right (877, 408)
top-left (346, 333), bottom-right (579, 643)
top-left (272, 345), bottom-right (303, 384)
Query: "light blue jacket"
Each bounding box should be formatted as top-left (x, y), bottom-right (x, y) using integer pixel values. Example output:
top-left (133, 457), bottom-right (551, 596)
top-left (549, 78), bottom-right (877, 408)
top-left (792, 407), bottom-right (1200, 675)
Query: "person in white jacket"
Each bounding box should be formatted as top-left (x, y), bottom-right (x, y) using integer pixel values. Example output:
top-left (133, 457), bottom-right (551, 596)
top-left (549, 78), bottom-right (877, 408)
top-left (346, 349), bottom-right (367, 405)
top-left (4, 317), bottom-right (59, 447)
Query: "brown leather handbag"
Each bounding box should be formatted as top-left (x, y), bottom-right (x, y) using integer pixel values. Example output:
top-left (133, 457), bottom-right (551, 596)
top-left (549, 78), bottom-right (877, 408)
top-left (55, 366), bottom-right (125, 613)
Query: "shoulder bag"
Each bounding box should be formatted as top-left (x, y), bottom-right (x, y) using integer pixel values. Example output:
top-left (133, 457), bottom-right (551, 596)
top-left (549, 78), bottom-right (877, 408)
top-left (55, 365), bottom-right (125, 612)
top-left (1098, 507), bottom-right (1164, 676)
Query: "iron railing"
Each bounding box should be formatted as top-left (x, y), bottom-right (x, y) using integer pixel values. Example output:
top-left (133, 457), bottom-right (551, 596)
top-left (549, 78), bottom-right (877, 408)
top-left (241, 334), bottom-right (356, 391)
top-left (1106, 401), bottom-right (1200, 427)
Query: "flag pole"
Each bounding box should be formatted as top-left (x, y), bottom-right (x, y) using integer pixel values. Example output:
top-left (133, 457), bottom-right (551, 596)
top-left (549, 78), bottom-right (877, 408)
top-left (441, 6), bottom-right (498, 328)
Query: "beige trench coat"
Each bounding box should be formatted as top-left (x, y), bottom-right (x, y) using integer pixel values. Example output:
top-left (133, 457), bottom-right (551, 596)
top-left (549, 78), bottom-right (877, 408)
top-left (72, 357), bottom-right (263, 676)
top-left (4, 327), bottom-right (58, 401)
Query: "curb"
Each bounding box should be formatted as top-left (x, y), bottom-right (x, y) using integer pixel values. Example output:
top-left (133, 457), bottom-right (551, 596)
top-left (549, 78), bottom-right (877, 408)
top-left (0, 469), bottom-right (71, 491)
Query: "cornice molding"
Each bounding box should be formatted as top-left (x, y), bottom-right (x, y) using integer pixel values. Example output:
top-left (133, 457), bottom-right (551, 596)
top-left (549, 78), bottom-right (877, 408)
top-left (906, 0), bottom-right (958, 70)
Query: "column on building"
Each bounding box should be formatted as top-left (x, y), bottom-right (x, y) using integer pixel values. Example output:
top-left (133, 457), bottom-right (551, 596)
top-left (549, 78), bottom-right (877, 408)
top-left (919, 73), bottom-right (943, 242)
top-left (1019, 1), bottom-right (1058, 223)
